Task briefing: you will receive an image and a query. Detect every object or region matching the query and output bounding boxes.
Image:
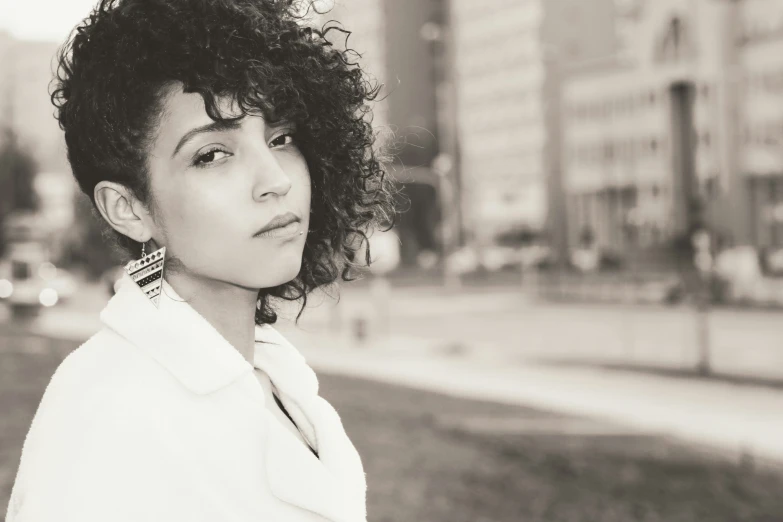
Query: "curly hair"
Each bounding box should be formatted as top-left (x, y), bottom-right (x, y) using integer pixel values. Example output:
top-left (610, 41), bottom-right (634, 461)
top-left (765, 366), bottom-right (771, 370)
top-left (51, 0), bottom-right (398, 325)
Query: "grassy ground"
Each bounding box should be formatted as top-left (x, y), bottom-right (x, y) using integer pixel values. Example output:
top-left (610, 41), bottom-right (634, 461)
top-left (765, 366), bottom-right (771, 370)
top-left (319, 374), bottom-right (783, 522)
top-left (2, 331), bottom-right (783, 522)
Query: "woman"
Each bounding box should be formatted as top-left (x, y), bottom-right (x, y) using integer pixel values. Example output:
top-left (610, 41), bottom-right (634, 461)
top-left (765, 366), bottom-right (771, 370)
top-left (6, 0), bottom-right (395, 520)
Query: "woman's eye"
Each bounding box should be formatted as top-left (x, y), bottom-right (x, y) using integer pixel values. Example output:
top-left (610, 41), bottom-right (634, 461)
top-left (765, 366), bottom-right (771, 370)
top-left (193, 148), bottom-right (229, 167)
top-left (270, 133), bottom-right (295, 148)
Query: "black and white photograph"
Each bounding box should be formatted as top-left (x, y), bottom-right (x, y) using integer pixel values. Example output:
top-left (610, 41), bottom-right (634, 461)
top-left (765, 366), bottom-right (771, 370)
top-left (1, 0), bottom-right (783, 521)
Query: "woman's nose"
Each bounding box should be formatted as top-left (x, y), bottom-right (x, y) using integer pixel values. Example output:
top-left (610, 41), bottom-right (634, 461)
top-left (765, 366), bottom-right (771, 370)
top-left (251, 148), bottom-right (292, 202)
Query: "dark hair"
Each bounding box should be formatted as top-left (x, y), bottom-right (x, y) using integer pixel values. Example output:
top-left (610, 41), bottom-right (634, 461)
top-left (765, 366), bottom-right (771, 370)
top-left (51, 0), bottom-right (398, 325)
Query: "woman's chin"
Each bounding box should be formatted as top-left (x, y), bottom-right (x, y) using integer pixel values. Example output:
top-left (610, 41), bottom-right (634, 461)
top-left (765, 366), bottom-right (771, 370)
top-left (247, 263), bottom-right (303, 290)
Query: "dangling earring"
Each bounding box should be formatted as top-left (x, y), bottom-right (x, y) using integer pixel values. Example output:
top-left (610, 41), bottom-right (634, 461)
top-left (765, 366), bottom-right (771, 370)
top-left (124, 240), bottom-right (167, 308)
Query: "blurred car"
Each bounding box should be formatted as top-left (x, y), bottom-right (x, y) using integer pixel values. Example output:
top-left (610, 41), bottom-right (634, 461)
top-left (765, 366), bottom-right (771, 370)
top-left (0, 247), bottom-right (76, 316)
top-left (761, 246), bottom-right (783, 277)
top-left (518, 244), bottom-right (553, 270)
top-left (445, 246), bottom-right (480, 275)
top-left (481, 246), bottom-right (521, 272)
top-left (0, 210), bottom-right (78, 316)
top-left (446, 244), bottom-right (553, 275)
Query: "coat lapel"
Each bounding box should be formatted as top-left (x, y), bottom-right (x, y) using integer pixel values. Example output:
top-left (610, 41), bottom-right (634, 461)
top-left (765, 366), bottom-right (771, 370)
top-left (254, 325), bottom-right (368, 522)
top-left (100, 273), bottom-right (367, 521)
top-left (263, 417), bottom-right (357, 521)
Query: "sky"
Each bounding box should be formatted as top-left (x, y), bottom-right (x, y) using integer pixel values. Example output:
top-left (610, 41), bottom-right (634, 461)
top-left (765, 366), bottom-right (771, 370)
top-left (0, 0), bottom-right (337, 42)
top-left (0, 0), bottom-right (100, 42)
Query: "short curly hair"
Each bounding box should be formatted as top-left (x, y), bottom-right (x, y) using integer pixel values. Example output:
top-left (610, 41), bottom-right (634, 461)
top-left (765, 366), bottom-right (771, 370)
top-left (52, 0), bottom-right (398, 325)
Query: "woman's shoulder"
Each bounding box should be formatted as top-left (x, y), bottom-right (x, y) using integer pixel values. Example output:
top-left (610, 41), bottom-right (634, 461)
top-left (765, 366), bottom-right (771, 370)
top-left (7, 333), bottom-right (193, 522)
top-left (38, 328), bottom-right (169, 422)
top-left (11, 330), bottom-right (173, 485)
top-left (55, 328), bottom-right (134, 377)
top-left (56, 328), bottom-right (149, 381)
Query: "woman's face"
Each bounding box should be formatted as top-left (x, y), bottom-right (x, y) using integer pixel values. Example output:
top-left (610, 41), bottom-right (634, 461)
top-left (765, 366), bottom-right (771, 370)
top-left (145, 85), bottom-right (311, 290)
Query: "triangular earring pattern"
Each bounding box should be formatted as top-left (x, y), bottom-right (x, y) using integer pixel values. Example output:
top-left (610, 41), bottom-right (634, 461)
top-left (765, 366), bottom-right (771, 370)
top-left (124, 246), bottom-right (166, 308)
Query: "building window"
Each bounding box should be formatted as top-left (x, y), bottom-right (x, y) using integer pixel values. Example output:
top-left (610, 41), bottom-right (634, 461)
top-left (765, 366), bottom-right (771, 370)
top-left (604, 142), bottom-right (615, 161)
top-left (765, 122), bottom-right (778, 146)
top-left (655, 15), bottom-right (694, 64)
top-left (704, 176), bottom-right (719, 199)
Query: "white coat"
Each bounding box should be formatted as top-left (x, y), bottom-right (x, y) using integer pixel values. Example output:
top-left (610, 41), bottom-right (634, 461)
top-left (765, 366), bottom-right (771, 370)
top-left (5, 272), bottom-right (368, 522)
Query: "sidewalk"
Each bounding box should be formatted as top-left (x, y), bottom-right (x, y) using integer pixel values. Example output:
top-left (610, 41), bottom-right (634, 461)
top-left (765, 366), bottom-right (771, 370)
top-left (297, 288), bottom-right (783, 383)
top-left (12, 292), bottom-right (783, 468)
top-left (277, 325), bottom-right (783, 467)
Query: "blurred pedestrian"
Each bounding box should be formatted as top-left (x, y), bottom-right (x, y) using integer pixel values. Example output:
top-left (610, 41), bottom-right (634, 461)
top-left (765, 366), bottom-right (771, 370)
top-left (572, 226), bottom-right (599, 272)
top-left (6, 1), bottom-right (395, 521)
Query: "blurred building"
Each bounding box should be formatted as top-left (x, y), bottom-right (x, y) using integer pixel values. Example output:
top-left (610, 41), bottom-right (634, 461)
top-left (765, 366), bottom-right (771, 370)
top-left (562, 0), bottom-right (783, 254)
top-left (0, 30), bottom-right (74, 229)
top-left (738, 0), bottom-right (783, 250)
top-left (450, 0), bottom-right (617, 253)
top-left (321, 0), bottom-right (445, 266)
top-left (450, 1), bottom-right (547, 244)
top-left (0, 31), bottom-right (77, 262)
top-left (0, 31), bottom-right (68, 173)
top-left (311, 0), bottom-right (390, 129)
top-left (323, 0), bottom-right (620, 264)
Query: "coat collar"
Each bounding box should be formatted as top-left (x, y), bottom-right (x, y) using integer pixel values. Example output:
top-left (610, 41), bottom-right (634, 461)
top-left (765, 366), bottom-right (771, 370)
top-left (99, 271), bottom-right (367, 521)
top-left (100, 271), bottom-right (253, 395)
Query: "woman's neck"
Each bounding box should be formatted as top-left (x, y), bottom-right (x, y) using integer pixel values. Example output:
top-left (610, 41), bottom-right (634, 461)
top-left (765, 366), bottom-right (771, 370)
top-left (163, 271), bottom-right (259, 365)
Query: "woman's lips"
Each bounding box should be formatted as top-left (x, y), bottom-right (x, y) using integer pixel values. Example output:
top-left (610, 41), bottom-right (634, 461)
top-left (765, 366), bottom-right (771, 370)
top-left (253, 220), bottom-right (301, 239)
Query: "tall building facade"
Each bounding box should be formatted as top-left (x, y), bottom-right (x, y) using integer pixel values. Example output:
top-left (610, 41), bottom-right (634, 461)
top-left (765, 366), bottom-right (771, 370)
top-left (739, 0), bottom-right (783, 249)
top-left (319, 1), bottom-right (625, 258)
top-left (0, 31), bottom-right (68, 173)
top-left (562, 0), bottom-right (783, 253)
top-left (450, 1), bottom-right (547, 245)
top-left (317, 0), bottom-right (446, 266)
top-left (449, 0), bottom-right (616, 253)
top-left (317, 0), bottom-right (443, 167)
top-left (312, 0), bottom-right (390, 130)
top-left (0, 31), bottom-right (75, 241)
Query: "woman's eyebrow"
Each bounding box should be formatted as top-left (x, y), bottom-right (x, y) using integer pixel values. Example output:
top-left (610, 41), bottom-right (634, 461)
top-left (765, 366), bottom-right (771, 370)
top-left (266, 118), bottom-right (295, 129)
top-left (172, 118), bottom-right (243, 158)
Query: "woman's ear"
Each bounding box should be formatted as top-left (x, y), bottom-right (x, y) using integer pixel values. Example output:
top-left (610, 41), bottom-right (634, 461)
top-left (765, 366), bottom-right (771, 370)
top-left (93, 181), bottom-right (154, 243)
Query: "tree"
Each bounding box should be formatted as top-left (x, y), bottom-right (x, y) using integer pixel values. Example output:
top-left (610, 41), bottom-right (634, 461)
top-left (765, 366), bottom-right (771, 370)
top-left (0, 128), bottom-right (39, 257)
